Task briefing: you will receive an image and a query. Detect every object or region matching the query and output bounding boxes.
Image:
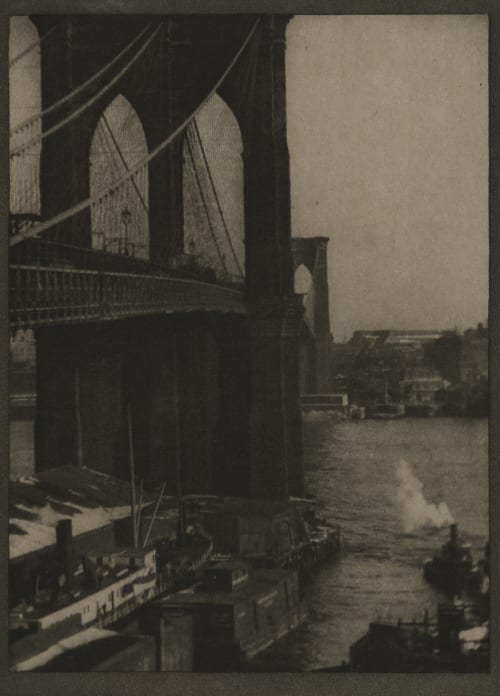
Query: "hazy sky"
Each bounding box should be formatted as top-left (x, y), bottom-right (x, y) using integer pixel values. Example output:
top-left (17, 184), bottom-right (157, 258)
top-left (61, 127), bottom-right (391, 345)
top-left (286, 15), bottom-right (488, 341)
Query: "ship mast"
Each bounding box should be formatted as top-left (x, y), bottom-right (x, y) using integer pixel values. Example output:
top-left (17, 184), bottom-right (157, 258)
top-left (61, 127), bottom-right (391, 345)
top-left (127, 402), bottom-right (138, 548)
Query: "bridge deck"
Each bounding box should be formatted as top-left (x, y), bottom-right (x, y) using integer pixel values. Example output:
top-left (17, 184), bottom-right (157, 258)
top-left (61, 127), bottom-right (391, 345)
top-left (9, 264), bottom-right (247, 330)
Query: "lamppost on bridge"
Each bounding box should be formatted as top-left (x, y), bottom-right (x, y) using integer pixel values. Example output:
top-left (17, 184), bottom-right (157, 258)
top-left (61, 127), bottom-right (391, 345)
top-left (121, 205), bottom-right (132, 256)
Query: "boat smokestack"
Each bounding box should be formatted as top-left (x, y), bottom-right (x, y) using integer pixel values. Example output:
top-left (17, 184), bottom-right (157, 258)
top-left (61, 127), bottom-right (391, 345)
top-left (450, 523), bottom-right (458, 545)
top-left (56, 519), bottom-right (74, 590)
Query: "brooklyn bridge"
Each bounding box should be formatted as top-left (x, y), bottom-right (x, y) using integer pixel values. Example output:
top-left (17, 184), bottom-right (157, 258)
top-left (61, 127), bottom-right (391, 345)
top-left (9, 15), bottom-right (333, 502)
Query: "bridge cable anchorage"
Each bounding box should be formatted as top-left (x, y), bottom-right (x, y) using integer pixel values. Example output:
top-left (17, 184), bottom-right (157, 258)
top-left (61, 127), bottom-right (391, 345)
top-left (10, 23), bottom-right (152, 141)
top-left (9, 17), bottom-right (260, 248)
top-left (10, 23), bottom-right (161, 158)
top-left (186, 125), bottom-right (228, 275)
top-left (9, 23), bottom-right (57, 68)
top-left (191, 117), bottom-right (244, 278)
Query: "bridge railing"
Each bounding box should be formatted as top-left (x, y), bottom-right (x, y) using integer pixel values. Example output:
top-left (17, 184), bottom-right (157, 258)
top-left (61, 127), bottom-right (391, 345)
top-left (10, 230), bottom-right (245, 289)
top-left (9, 264), bottom-right (246, 329)
top-left (10, 234), bottom-right (167, 276)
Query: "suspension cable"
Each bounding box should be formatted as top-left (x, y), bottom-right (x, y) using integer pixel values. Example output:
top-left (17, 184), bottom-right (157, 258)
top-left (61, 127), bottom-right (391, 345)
top-left (9, 24), bottom-right (57, 68)
top-left (10, 24), bottom-right (151, 138)
top-left (101, 112), bottom-right (149, 213)
top-left (186, 127), bottom-right (227, 272)
top-left (10, 24), bottom-right (162, 158)
top-left (9, 18), bottom-right (260, 247)
top-left (191, 117), bottom-right (243, 277)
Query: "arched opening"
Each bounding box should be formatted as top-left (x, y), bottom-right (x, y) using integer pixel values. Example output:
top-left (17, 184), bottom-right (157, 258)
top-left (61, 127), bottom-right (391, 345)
top-left (90, 94), bottom-right (149, 259)
top-left (183, 93), bottom-right (245, 279)
top-left (294, 263), bottom-right (313, 300)
top-left (9, 17), bottom-right (41, 215)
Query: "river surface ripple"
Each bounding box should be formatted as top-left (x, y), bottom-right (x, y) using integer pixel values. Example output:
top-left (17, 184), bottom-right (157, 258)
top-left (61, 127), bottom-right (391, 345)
top-left (248, 417), bottom-right (488, 671)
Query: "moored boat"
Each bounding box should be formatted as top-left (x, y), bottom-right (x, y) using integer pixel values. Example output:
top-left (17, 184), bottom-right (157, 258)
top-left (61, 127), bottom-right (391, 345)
top-left (405, 403), bottom-right (442, 417)
top-left (366, 402), bottom-right (406, 419)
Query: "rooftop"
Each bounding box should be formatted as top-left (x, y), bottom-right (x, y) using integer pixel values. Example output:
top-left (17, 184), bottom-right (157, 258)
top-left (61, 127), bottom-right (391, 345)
top-left (160, 568), bottom-right (292, 607)
top-left (9, 466), bottom-right (159, 561)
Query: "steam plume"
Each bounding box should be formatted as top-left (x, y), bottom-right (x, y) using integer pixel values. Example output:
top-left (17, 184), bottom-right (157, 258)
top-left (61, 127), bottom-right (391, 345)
top-left (396, 460), bottom-right (454, 532)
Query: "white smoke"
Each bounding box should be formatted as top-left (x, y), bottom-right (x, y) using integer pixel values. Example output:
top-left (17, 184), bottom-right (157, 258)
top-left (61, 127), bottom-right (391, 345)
top-left (396, 460), bottom-right (454, 533)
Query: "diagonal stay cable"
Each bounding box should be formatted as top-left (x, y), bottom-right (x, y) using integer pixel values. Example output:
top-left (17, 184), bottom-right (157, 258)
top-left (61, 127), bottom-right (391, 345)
top-left (192, 117), bottom-right (243, 277)
top-left (10, 24), bottom-right (162, 157)
top-left (9, 24), bottom-right (57, 68)
top-left (9, 18), bottom-right (260, 247)
top-left (101, 112), bottom-right (149, 213)
top-left (10, 24), bottom-right (152, 138)
top-left (11, 24), bottom-right (152, 141)
top-left (186, 126), bottom-right (227, 272)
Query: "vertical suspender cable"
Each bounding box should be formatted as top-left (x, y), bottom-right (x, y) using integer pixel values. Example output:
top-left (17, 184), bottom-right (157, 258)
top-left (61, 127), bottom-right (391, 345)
top-left (192, 118), bottom-right (243, 277)
top-left (185, 127), bottom-right (227, 273)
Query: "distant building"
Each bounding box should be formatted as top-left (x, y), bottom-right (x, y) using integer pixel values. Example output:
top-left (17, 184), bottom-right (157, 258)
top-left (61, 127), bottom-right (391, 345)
top-left (460, 323), bottom-right (488, 386)
top-left (384, 330), bottom-right (453, 346)
top-left (332, 326), bottom-right (486, 413)
top-left (428, 323), bottom-right (488, 388)
top-left (400, 369), bottom-right (448, 414)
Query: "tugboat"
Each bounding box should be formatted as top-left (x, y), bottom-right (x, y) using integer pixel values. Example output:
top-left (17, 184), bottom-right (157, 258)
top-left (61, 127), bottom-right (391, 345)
top-left (423, 524), bottom-right (474, 596)
top-left (465, 541), bottom-right (490, 604)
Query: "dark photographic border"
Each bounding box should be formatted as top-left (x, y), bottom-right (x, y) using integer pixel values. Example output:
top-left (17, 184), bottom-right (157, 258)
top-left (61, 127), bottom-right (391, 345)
top-left (1, 2), bottom-right (498, 695)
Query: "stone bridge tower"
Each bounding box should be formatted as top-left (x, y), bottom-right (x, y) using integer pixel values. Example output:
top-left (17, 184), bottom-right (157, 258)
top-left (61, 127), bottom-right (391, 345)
top-left (291, 236), bottom-right (333, 393)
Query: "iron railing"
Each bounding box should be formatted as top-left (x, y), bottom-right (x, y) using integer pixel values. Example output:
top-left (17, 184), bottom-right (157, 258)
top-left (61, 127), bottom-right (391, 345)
top-left (9, 264), bottom-right (246, 329)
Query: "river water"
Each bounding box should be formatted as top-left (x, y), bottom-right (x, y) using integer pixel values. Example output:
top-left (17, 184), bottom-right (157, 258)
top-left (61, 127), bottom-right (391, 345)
top-left (9, 415), bottom-right (488, 671)
top-left (249, 416), bottom-right (489, 671)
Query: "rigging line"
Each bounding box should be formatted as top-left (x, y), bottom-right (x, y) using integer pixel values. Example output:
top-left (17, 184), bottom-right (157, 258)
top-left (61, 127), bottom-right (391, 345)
top-left (10, 24), bottom-right (152, 138)
top-left (101, 112), bottom-right (149, 213)
top-left (10, 24), bottom-right (162, 158)
top-left (186, 126), bottom-right (227, 272)
top-left (192, 117), bottom-right (243, 277)
top-left (9, 18), bottom-right (260, 247)
top-left (9, 24), bottom-right (57, 68)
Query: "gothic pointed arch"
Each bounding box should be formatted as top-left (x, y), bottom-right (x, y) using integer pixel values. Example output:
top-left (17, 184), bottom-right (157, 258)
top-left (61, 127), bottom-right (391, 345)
top-left (9, 17), bottom-right (41, 216)
top-left (89, 93), bottom-right (149, 258)
top-left (182, 93), bottom-right (245, 278)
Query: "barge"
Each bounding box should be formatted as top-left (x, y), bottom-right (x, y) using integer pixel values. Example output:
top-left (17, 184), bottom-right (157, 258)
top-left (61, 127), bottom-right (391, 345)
top-left (153, 559), bottom-right (304, 670)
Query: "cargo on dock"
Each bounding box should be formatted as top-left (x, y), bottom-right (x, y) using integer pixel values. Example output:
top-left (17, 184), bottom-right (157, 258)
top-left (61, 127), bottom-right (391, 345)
top-left (183, 496), bottom-right (340, 578)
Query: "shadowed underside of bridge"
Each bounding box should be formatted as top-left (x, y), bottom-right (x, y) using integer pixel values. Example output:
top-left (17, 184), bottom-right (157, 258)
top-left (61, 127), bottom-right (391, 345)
top-left (9, 15), bottom-right (304, 500)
